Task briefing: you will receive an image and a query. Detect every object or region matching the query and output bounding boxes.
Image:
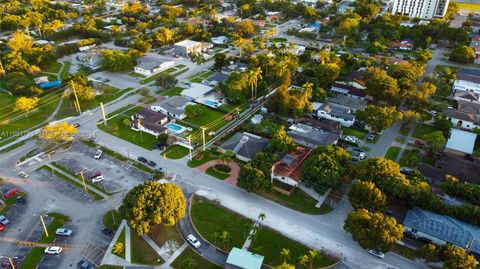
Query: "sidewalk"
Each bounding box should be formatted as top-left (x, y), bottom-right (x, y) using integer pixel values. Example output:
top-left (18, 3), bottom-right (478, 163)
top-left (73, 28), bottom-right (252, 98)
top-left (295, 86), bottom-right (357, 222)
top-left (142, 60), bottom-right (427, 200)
top-left (299, 184), bottom-right (331, 207)
top-left (101, 220), bottom-right (134, 266)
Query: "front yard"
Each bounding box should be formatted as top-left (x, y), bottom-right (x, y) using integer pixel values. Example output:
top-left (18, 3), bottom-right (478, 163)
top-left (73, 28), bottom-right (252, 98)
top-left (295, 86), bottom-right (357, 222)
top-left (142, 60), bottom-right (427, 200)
top-left (184, 108), bottom-right (228, 131)
top-left (256, 188), bottom-right (332, 215)
top-left (412, 124), bottom-right (437, 139)
top-left (171, 248), bottom-right (221, 269)
top-left (341, 127), bottom-right (368, 140)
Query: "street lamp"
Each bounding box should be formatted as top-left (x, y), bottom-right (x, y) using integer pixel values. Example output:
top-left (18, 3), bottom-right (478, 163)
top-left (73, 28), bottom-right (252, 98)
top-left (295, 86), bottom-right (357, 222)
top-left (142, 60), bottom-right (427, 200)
top-left (0, 256), bottom-right (18, 269)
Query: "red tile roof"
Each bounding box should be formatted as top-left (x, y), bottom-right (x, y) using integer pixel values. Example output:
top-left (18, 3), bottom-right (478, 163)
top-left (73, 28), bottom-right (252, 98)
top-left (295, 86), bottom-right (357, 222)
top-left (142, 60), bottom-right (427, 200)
top-left (272, 147), bottom-right (312, 182)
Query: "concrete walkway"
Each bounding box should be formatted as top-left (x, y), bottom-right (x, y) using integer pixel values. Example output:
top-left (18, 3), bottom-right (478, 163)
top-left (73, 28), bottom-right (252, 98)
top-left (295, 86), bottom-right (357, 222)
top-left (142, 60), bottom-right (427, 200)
top-left (299, 184), bottom-right (331, 207)
top-left (125, 223), bottom-right (132, 262)
top-left (101, 220), bottom-right (134, 266)
top-left (241, 222), bottom-right (259, 250)
top-left (195, 160), bottom-right (240, 186)
top-left (165, 243), bottom-right (188, 264)
top-left (395, 124), bottom-right (416, 163)
top-left (142, 234), bottom-right (170, 261)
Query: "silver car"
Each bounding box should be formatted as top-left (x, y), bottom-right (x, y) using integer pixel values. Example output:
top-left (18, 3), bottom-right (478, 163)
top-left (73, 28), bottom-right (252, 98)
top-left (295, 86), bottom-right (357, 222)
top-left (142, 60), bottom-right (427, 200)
top-left (56, 228), bottom-right (73, 236)
top-left (0, 215), bottom-right (9, 225)
top-left (187, 234), bottom-right (201, 248)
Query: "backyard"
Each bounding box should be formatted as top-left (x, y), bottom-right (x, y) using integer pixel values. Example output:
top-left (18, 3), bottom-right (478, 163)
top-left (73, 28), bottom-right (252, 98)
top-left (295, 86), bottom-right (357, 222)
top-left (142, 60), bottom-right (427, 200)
top-left (341, 127), bottom-right (368, 140)
top-left (184, 108), bottom-right (228, 131)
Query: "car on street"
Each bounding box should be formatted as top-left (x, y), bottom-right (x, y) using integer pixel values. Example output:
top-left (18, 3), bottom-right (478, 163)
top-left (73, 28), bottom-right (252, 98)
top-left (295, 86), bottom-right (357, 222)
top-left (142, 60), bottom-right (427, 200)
top-left (147, 160), bottom-right (156, 167)
top-left (0, 215), bottom-right (9, 225)
top-left (0, 224), bottom-right (4, 231)
top-left (90, 172), bottom-right (104, 183)
top-left (56, 228), bottom-right (73, 236)
top-left (101, 227), bottom-right (113, 237)
top-left (1, 258), bottom-right (20, 268)
top-left (187, 234), bottom-right (201, 248)
top-left (157, 167), bottom-right (165, 173)
top-left (366, 134), bottom-right (375, 141)
top-left (89, 137), bottom-right (98, 142)
top-left (16, 196), bottom-right (26, 204)
top-left (94, 150), bottom-right (103, 159)
top-left (368, 250), bottom-right (385, 259)
top-left (3, 188), bottom-right (19, 198)
top-left (18, 171), bottom-right (29, 178)
top-left (73, 123), bottom-right (81, 128)
top-left (77, 259), bottom-right (94, 269)
top-left (44, 246), bottom-right (62, 255)
top-left (137, 156), bottom-right (148, 163)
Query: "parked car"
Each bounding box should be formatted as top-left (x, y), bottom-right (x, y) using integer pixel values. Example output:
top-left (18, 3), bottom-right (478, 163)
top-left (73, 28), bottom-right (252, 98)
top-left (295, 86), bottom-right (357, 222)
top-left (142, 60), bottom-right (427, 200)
top-left (0, 215), bottom-right (9, 225)
top-left (137, 156), bottom-right (148, 163)
top-left (77, 260), bottom-right (94, 269)
top-left (366, 134), bottom-right (375, 141)
top-left (187, 234), bottom-right (201, 248)
top-left (147, 160), bottom-right (156, 167)
top-left (16, 196), bottom-right (26, 204)
top-left (368, 250), bottom-right (385, 259)
top-left (94, 150), bottom-right (103, 159)
top-left (56, 228), bottom-right (73, 236)
top-left (0, 224), bottom-right (4, 231)
top-left (89, 137), bottom-right (98, 142)
top-left (73, 123), bottom-right (81, 128)
top-left (343, 135), bottom-right (358, 143)
top-left (1, 258), bottom-right (20, 268)
top-left (415, 139), bottom-right (425, 147)
top-left (101, 227), bottom-right (113, 237)
top-left (90, 172), bottom-right (104, 183)
top-left (45, 246), bottom-right (62, 255)
top-left (18, 171), bottom-right (29, 178)
top-left (3, 188), bottom-right (19, 198)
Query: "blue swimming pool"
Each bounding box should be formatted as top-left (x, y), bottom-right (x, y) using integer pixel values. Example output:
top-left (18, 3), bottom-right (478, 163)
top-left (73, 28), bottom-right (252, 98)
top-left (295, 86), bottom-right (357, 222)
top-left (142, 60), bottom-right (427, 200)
top-left (165, 123), bottom-right (183, 132)
top-left (310, 22), bottom-right (321, 28)
top-left (202, 100), bottom-right (218, 108)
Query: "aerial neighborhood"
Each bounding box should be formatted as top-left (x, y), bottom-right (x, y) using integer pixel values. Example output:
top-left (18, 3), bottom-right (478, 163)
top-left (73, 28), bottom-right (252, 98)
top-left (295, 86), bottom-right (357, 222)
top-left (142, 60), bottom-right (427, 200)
top-left (1, 0), bottom-right (480, 268)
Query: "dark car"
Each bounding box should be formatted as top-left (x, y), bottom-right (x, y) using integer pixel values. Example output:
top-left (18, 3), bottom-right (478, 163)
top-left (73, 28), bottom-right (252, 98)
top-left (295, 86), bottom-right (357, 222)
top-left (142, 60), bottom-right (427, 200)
top-left (2, 258), bottom-right (20, 268)
top-left (73, 123), bottom-right (81, 128)
top-left (16, 196), bottom-right (26, 204)
top-left (101, 227), bottom-right (113, 237)
top-left (147, 160), bottom-right (156, 167)
top-left (137, 156), bottom-right (148, 163)
top-left (77, 259), bottom-right (94, 269)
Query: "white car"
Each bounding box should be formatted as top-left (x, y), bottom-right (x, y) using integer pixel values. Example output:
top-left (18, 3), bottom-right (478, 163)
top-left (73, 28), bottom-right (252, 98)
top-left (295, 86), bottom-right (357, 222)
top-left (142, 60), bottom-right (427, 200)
top-left (0, 215), bottom-right (9, 225)
top-left (45, 246), bottom-right (62, 255)
top-left (187, 234), bottom-right (201, 248)
top-left (56, 228), bottom-right (73, 236)
top-left (368, 250), bottom-right (385, 259)
top-left (344, 135), bottom-right (358, 143)
top-left (18, 171), bottom-right (29, 178)
top-left (94, 150), bottom-right (103, 159)
top-left (91, 175), bottom-right (104, 183)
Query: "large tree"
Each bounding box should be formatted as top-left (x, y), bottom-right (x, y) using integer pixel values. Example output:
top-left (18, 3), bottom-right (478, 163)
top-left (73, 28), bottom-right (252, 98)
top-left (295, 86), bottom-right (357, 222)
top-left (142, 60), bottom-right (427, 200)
top-left (99, 49), bottom-right (135, 72)
top-left (449, 45), bottom-right (475, 64)
top-left (441, 244), bottom-right (477, 269)
top-left (155, 73), bottom-right (177, 89)
top-left (121, 181), bottom-right (186, 235)
top-left (14, 96), bottom-right (39, 116)
top-left (238, 163), bottom-right (269, 192)
top-left (269, 126), bottom-right (295, 154)
top-left (344, 209), bottom-right (403, 252)
top-left (40, 122), bottom-right (78, 143)
top-left (364, 67), bottom-right (400, 103)
top-left (422, 130), bottom-right (446, 155)
top-left (348, 180), bottom-right (386, 212)
top-left (358, 105), bottom-right (403, 133)
top-left (301, 153), bottom-right (341, 194)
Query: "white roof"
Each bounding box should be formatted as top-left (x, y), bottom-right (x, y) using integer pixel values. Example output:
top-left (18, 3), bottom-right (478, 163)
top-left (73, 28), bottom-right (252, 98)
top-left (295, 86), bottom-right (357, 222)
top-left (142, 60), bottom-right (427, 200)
top-left (181, 83), bottom-right (214, 100)
top-left (312, 102), bottom-right (323, 111)
top-left (446, 129), bottom-right (477, 154)
top-left (175, 39), bottom-right (201, 47)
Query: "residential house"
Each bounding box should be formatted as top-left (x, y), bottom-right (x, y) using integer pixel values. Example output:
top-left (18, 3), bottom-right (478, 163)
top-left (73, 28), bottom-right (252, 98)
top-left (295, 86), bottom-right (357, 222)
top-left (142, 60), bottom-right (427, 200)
top-left (292, 0), bottom-right (318, 7)
top-left (271, 147), bottom-right (312, 187)
top-left (391, 40), bottom-right (414, 51)
top-left (313, 102), bottom-right (356, 127)
top-left (403, 207), bottom-right (480, 256)
top-left (287, 123), bottom-right (340, 148)
top-left (211, 36), bottom-right (229, 45)
top-left (328, 95), bottom-right (367, 113)
top-left (445, 128), bottom-right (477, 157)
top-left (219, 132), bottom-right (270, 162)
top-left (181, 83), bottom-right (215, 100)
top-left (225, 248), bottom-right (264, 269)
top-left (452, 69), bottom-right (480, 95)
top-left (150, 96), bottom-right (192, 120)
top-left (265, 11), bottom-right (282, 21)
top-left (329, 83), bottom-right (367, 100)
top-left (419, 155), bottom-right (480, 185)
top-left (174, 40), bottom-right (203, 57)
top-left (453, 91), bottom-right (480, 104)
top-left (134, 57), bottom-right (175, 76)
top-left (299, 118), bottom-right (343, 135)
top-left (444, 101), bottom-right (480, 130)
top-left (131, 108), bottom-right (168, 137)
top-left (204, 72), bottom-right (229, 86)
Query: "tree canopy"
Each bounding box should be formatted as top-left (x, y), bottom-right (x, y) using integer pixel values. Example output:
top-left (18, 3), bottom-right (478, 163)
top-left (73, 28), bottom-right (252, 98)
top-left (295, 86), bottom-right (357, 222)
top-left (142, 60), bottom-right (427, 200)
top-left (348, 180), bottom-right (387, 212)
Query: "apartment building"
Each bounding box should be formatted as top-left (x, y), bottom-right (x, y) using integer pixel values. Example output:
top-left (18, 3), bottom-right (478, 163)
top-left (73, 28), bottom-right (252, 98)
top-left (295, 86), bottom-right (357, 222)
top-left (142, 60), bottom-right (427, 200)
top-left (391, 0), bottom-right (450, 19)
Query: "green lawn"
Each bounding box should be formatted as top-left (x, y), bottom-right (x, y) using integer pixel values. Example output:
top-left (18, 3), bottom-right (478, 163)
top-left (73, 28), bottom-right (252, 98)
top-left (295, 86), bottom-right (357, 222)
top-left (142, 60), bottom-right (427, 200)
top-left (256, 188), bottom-right (332, 215)
top-left (412, 124), bottom-right (437, 139)
top-left (171, 68), bottom-right (189, 77)
top-left (163, 87), bottom-right (184, 97)
top-left (98, 107), bottom-right (158, 150)
top-left (385, 147), bottom-right (401, 161)
top-left (341, 127), bottom-right (368, 140)
top-left (164, 145), bottom-right (189, 159)
top-left (171, 248), bottom-right (221, 269)
top-left (206, 166), bottom-right (230, 180)
top-left (399, 123), bottom-right (411, 136)
top-left (103, 210), bottom-right (121, 231)
top-left (191, 197), bottom-right (253, 251)
top-left (131, 233), bottom-right (164, 265)
top-left (45, 61), bottom-right (62, 73)
top-left (60, 61), bottom-right (71, 80)
top-left (0, 92), bottom-right (14, 108)
top-left (398, 149), bottom-right (420, 168)
top-left (200, 71), bottom-right (214, 79)
top-left (190, 78), bottom-right (203, 83)
top-left (184, 108), bottom-right (227, 130)
top-left (113, 227), bottom-right (126, 258)
top-left (148, 225), bottom-right (183, 247)
top-left (187, 150), bottom-right (221, 167)
top-left (249, 228), bottom-right (335, 267)
top-left (128, 72), bottom-right (146, 78)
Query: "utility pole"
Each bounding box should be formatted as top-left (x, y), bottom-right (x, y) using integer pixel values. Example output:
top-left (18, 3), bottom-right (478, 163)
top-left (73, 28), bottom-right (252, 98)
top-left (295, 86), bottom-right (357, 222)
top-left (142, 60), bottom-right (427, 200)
top-left (70, 81), bottom-right (82, 115)
top-left (100, 102), bottom-right (107, 125)
top-left (188, 136), bottom-right (193, 161)
top-left (79, 171), bottom-right (87, 192)
top-left (201, 127), bottom-right (206, 151)
top-left (39, 215), bottom-right (49, 237)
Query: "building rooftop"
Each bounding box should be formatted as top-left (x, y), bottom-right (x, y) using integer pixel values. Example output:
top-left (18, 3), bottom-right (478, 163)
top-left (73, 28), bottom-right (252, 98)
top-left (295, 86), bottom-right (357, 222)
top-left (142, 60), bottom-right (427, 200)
top-left (457, 73), bottom-right (480, 84)
top-left (454, 91), bottom-right (480, 102)
top-left (154, 96), bottom-right (192, 116)
top-left (404, 207), bottom-right (480, 255)
top-left (446, 129), bottom-right (477, 155)
top-left (299, 118), bottom-right (342, 134)
top-left (226, 248), bottom-right (264, 269)
top-left (287, 123), bottom-right (339, 148)
top-left (175, 39), bottom-right (201, 47)
top-left (272, 147), bottom-right (312, 182)
top-left (319, 102), bottom-right (356, 121)
top-left (329, 95), bottom-right (367, 111)
top-left (136, 56), bottom-right (172, 70)
top-left (220, 132), bottom-right (269, 160)
top-left (132, 108), bottom-right (167, 134)
top-left (181, 83), bottom-right (214, 100)
top-left (459, 68), bottom-right (480, 77)
top-left (204, 72), bottom-right (229, 85)
top-left (419, 155), bottom-right (480, 185)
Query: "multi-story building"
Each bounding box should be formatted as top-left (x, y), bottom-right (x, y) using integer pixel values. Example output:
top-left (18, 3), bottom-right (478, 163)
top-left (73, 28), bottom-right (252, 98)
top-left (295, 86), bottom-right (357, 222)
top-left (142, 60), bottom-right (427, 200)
top-left (391, 0), bottom-right (450, 19)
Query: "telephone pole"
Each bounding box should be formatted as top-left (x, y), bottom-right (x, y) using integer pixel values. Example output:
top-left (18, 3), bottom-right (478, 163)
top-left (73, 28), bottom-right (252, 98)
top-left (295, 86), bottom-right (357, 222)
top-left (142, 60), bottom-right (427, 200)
top-left (100, 102), bottom-right (107, 125)
top-left (201, 127), bottom-right (206, 151)
top-left (70, 81), bottom-right (82, 114)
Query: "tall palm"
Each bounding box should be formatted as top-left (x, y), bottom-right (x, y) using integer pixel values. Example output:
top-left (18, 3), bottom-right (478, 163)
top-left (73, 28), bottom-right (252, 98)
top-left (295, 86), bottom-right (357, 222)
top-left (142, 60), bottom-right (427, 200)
top-left (258, 212), bottom-right (266, 221)
top-left (308, 249), bottom-right (319, 269)
top-left (233, 36), bottom-right (245, 57)
top-left (301, 82), bottom-right (314, 97)
top-left (298, 255), bottom-right (309, 268)
top-left (248, 67), bottom-right (262, 99)
top-left (219, 150), bottom-right (234, 166)
top-left (280, 248), bottom-right (290, 263)
top-left (220, 231), bottom-right (230, 250)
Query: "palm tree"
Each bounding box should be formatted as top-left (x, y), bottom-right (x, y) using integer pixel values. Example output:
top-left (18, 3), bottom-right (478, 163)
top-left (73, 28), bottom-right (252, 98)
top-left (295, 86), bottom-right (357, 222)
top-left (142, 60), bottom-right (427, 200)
top-left (248, 67), bottom-right (263, 100)
top-left (258, 212), bottom-right (266, 222)
top-left (301, 82), bottom-right (314, 97)
top-left (190, 52), bottom-right (206, 66)
top-left (219, 150), bottom-right (235, 166)
top-left (298, 255), bottom-right (309, 268)
top-left (308, 249), bottom-right (319, 269)
top-left (280, 248), bottom-right (291, 263)
top-left (220, 230), bottom-right (230, 250)
top-left (213, 231), bottom-right (219, 244)
top-left (233, 36), bottom-right (245, 57)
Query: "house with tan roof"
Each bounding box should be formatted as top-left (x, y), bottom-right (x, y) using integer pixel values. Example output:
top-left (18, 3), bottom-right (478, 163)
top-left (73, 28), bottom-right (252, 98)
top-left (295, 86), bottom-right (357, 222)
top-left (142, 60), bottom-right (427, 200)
top-left (271, 147), bottom-right (312, 187)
